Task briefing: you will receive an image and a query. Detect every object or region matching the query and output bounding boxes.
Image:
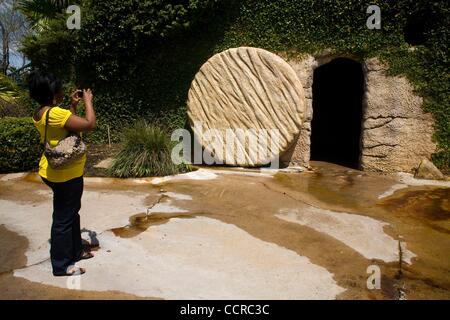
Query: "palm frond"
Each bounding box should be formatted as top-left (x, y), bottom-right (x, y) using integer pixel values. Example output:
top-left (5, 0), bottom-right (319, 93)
top-left (18, 0), bottom-right (71, 30)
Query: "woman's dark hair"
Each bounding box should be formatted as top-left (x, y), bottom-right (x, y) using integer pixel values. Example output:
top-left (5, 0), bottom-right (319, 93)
top-left (27, 71), bottom-right (63, 106)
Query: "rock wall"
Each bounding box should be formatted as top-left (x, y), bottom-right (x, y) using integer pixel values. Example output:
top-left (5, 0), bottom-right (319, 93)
top-left (281, 55), bottom-right (317, 167)
top-left (285, 55), bottom-right (436, 172)
top-left (360, 58), bottom-right (436, 172)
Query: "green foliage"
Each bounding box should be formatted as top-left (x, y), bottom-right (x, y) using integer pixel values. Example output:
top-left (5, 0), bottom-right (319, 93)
top-left (19, 0), bottom-right (71, 31)
top-left (21, 15), bottom-right (77, 80)
top-left (0, 117), bottom-right (41, 173)
top-left (76, 0), bottom-right (222, 82)
top-left (0, 75), bottom-right (35, 118)
top-left (0, 74), bottom-right (20, 103)
top-left (0, 98), bottom-right (30, 118)
top-left (108, 121), bottom-right (189, 178)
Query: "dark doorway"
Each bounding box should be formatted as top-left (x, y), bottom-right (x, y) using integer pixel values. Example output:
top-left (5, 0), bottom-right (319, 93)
top-left (310, 58), bottom-right (364, 168)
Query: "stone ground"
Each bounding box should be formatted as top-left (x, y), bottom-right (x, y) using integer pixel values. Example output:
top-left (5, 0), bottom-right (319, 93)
top-left (0, 162), bottom-right (449, 300)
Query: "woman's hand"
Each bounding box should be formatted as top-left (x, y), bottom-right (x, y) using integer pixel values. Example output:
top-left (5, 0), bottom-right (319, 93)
top-left (83, 89), bottom-right (93, 106)
top-left (70, 90), bottom-right (82, 107)
top-left (65, 88), bottom-right (96, 132)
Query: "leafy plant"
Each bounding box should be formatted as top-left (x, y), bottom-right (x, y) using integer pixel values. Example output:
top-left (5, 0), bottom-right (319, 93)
top-left (75, 0), bottom-right (222, 82)
top-left (108, 121), bottom-right (189, 178)
top-left (0, 98), bottom-right (30, 117)
top-left (18, 0), bottom-right (71, 31)
top-left (0, 74), bottom-right (20, 103)
top-left (0, 74), bottom-right (32, 118)
top-left (0, 117), bottom-right (41, 173)
top-left (20, 15), bottom-right (76, 79)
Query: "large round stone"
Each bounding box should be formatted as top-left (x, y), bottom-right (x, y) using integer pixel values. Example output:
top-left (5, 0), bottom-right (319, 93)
top-left (187, 47), bottom-right (305, 166)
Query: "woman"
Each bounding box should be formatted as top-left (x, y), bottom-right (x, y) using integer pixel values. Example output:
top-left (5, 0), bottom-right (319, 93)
top-left (30, 71), bottom-right (96, 276)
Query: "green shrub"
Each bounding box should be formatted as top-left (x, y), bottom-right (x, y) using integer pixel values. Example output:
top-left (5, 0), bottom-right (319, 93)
top-left (0, 74), bottom-right (21, 103)
top-left (0, 74), bottom-right (36, 118)
top-left (108, 121), bottom-right (190, 178)
top-left (0, 98), bottom-right (30, 118)
top-left (21, 15), bottom-right (77, 81)
top-left (0, 117), bottom-right (42, 173)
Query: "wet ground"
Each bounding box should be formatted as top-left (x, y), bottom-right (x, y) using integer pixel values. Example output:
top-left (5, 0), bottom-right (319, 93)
top-left (0, 162), bottom-right (449, 299)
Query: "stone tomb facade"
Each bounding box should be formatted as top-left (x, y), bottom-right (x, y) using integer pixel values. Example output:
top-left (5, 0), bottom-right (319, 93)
top-left (187, 47), bottom-right (436, 173)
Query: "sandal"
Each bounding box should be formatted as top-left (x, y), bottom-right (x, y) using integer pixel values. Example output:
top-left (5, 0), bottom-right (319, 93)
top-left (78, 250), bottom-right (94, 261)
top-left (64, 265), bottom-right (85, 276)
top-left (82, 240), bottom-right (99, 250)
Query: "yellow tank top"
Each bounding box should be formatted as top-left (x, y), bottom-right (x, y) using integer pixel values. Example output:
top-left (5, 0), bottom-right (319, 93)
top-left (33, 107), bottom-right (87, 183)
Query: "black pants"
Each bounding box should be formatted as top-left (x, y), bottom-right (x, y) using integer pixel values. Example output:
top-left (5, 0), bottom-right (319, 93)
top-left (42, 176), bottom-right (84, 276)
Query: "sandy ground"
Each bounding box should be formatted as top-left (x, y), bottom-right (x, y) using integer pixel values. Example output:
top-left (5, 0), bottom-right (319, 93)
top-left (0, 162), bottom-right (449, 300)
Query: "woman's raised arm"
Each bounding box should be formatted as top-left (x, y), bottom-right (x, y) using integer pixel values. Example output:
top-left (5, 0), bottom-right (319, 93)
top-left (64, 89), bottom-right (96, 132)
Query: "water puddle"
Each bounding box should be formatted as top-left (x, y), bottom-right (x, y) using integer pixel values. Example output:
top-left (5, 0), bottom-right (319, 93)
top-left (273, 162), bottom-right (396, 212)
top-left (378, 187), bottom-right (450, 238)
top-left (0, 225), bottom-right (29, 273)
top-left (111, 212), bottom-right (200, 238)
top-left (379, 188), bottom-right (450, 221)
